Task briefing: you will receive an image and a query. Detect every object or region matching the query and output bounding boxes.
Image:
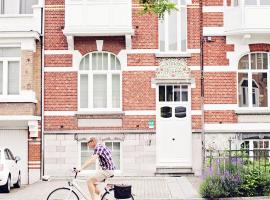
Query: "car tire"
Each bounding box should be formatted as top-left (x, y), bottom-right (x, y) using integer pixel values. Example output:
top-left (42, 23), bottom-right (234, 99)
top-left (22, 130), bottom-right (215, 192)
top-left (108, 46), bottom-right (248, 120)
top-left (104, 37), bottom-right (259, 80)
top-left (14, 173), bottom-right (21, 188)
top-left (0, 175), bottom-right (11, 193)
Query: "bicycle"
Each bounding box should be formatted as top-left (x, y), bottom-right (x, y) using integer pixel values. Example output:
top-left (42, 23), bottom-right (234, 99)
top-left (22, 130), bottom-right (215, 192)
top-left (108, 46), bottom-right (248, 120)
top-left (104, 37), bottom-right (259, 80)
top-left (46, 168), bottom-right (135, 200)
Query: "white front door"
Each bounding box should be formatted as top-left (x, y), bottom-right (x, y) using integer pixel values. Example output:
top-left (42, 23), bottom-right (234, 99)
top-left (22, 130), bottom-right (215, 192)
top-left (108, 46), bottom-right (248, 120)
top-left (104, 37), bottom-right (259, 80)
top-left (156, 84), bottom-right (192, 167)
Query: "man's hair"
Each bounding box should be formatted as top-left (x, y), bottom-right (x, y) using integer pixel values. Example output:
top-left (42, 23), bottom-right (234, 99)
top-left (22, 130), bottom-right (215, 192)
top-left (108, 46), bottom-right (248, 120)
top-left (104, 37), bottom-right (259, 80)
top-left (87, 137), bottom-right (96, 144)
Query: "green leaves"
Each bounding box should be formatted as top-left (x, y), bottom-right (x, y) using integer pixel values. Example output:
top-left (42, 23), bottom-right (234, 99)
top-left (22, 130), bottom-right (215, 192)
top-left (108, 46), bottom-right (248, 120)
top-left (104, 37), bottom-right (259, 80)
top-left (139, 0), bottom-right (178, 19)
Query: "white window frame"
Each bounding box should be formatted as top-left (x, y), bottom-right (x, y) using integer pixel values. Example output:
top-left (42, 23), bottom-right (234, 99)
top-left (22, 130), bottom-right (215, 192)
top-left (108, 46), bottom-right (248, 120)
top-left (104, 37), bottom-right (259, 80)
top-left (243, 0), bottom-right (270, 6)
top-left (0, 57), bottom-right (21, 96)
top-left (104, 140), bottom-right (122, 173)
top-left (158, 0), bottom-right (187, 52)
top-left (237, 52), bottom-right (269, 109)
top-left (78, 51), bottom-right (122, 112)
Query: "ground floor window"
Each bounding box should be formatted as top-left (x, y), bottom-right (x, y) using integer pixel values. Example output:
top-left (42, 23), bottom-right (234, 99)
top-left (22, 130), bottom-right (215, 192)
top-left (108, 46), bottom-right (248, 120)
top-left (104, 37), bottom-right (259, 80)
top-left (80, 141), bottom-right (121, 171)
top-left (241, 139), bottom-right (270, 161)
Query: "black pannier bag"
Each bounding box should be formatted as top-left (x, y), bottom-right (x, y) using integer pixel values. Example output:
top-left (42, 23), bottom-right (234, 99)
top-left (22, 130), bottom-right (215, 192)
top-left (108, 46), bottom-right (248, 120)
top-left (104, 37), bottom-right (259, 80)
top-left (114, 184), bottom-right (132, 199)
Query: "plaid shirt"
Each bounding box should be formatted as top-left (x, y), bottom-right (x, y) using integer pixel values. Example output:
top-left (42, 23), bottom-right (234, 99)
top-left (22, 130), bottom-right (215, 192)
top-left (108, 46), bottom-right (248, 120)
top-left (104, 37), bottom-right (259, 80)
top-left (93, 143), bottom-right (116, 170)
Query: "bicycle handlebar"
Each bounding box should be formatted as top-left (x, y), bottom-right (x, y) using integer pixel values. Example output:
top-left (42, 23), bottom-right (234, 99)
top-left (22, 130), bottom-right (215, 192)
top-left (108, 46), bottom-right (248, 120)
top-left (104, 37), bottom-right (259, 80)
top-left (73, 167), bottom-right (79, 179)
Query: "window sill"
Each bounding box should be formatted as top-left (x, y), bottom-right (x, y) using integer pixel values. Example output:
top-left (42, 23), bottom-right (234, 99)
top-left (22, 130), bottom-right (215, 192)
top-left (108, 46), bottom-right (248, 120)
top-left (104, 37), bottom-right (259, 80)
top-left (0, 95), bottom-right (37, 103)
top-left (235, 109), bottom-right (270, 115)
top-left (155, 52), bottom-right (191, 58)
top-left (76, 111), bottom-right (125, 116)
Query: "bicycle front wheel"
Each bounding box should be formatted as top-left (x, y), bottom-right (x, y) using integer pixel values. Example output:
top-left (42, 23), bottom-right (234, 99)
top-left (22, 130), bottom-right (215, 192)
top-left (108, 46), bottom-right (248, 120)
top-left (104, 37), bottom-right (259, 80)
top-left (47, 187), bottom-right (79, 200)
top-left (101, 188), bottom-right (134, 200)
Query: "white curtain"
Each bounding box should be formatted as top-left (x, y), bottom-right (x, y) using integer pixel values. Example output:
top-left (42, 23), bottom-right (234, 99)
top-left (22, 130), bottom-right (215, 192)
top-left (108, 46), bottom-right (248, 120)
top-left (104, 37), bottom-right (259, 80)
top-left (80, 74), bottom-right (88, 108)
top-left (0, 62), bottom-right (3, 95)
top-left (8, 61), bottom-right (19, 95)
top-left (93, 74), bottom-right (107, 108)
top-left (0, 47), bottom-right (20, 57)
top-left (112, 74), bottom-right (120, 108)
top-left (3, 0), bottom-right (20, 14)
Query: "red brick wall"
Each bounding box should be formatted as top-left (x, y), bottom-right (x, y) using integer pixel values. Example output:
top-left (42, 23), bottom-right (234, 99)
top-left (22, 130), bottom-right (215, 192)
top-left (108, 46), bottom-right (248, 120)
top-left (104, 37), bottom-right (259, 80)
top-left (45, 116), bottom-right (77, 130)
top-left (127, 54), bottom-right (158, 66)
top-left (123, 71), bottom-right (156, 110)
top-left (203, 12), bottom-right (223, 27)
top-left (204, 72), bottom-right (237, 104)
top-left (44, 72), bottom-right (77, 111)
top-left (45, 54), bottom-right (73, 67)
top-left (192, 115), bottom-right (202, 130)
top-left (203, 37), bottom-right (232, 66)
top-left (74, 37), bottom-right (125, 56)
top-left (187, 6), bottom-right (201, 49)
top-left (205, 111), bottom-right (237, 123)
top-left (123, 116), bottom-right (156, 129)
top-left (45, 8), bottom-right (67, 50)
top-left (191, 71), bottom-right (201, 110)
top-left (249, 43), bottom-right (270, 52)
top-left (132, 9), bottom-right (158, 49)
top-left (187, 54), bottom-right (200, 66)
top-left (203, 0), bottom-right (224, 6)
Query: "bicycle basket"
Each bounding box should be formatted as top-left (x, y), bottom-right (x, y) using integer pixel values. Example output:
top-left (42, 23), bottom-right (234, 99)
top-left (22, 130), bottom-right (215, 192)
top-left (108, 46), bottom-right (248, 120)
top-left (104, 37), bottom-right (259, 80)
top-left (114, 184), bottom-right (132, 199)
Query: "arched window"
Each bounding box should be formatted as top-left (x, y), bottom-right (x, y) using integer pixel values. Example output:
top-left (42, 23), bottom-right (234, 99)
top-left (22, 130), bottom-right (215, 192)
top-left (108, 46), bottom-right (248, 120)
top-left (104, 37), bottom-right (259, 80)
top-left (79, 51), bottom-right (121, 110)
top-left (238, 52), bottom-right (268, 107)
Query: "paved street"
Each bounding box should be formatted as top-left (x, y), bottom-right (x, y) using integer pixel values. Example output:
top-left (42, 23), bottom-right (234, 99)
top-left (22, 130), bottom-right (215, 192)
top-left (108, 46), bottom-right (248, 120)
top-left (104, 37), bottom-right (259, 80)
top-left (0, 176), bottom-right (200, 200)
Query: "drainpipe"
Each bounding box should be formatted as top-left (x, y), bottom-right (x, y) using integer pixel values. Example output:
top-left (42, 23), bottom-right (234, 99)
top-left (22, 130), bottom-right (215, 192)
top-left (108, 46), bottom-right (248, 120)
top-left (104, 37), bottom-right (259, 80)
top-left (199, 0), bottom-right (206, 175)
top-left (40, 1), bottom-right (45, 178)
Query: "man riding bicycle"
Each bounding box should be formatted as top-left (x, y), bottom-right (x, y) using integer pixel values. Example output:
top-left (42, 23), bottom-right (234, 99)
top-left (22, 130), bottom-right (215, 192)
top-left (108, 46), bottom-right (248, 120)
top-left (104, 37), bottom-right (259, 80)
top-left (77, 137), bottom-right (115, 200)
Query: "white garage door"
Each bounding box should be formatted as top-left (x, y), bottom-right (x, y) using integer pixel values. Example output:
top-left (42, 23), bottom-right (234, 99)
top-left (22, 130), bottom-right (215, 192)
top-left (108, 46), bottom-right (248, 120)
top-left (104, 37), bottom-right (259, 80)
top-left (0, 129), bottom-right (28, 184)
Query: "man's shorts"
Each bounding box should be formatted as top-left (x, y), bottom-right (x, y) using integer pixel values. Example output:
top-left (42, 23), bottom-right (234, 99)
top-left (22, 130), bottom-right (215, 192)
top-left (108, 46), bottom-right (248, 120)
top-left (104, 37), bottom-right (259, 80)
top-left (92, 170), bottom-right (114, 182)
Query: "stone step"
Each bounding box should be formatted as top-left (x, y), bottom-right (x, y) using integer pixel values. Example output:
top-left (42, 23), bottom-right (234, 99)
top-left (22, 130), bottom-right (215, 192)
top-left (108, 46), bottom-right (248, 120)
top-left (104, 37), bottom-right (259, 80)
top-left (155, 167), bottom-right (194, 176)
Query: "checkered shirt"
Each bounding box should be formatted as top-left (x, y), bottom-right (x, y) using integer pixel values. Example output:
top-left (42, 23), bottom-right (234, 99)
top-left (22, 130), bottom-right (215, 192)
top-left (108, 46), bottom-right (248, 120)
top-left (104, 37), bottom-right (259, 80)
top-left (93, 143), bottom-right (116, 170)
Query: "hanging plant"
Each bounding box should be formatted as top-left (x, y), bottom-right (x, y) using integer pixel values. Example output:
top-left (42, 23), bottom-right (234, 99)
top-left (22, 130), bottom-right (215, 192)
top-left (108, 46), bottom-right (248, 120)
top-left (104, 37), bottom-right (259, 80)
top-left (139, 0), bottom-right (178, 19)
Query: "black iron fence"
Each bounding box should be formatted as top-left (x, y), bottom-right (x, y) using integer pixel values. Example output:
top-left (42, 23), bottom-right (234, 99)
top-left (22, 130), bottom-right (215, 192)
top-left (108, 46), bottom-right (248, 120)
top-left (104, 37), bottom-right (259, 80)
top-left (205, 148), bottom-right (270, 174)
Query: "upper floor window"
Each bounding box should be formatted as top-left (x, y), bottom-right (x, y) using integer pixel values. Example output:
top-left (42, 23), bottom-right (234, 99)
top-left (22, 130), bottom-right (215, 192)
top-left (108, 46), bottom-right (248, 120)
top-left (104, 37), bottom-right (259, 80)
top-left (244, 0), bottom-right (270, 5)
top-left (238, 52), bottom-right (268, 107)
top-left (79, 52), bottom-right (121, 110)
top-left (0, 0), bottom-right (38, 15)
top-left (0, 47), bottom-right (21, 96)
top-left (159, 0), bottom-right (187, 52)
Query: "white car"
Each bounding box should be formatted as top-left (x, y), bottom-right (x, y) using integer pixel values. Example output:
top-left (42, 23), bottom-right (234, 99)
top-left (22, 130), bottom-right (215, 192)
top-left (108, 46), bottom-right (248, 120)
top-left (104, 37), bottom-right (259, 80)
top-left (0, 147), bottom-right (21, 193)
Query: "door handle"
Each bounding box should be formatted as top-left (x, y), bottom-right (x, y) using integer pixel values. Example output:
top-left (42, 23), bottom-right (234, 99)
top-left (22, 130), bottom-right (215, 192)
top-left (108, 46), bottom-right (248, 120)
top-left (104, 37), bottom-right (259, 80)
top-left (172, 138), bottom-right (175, 141)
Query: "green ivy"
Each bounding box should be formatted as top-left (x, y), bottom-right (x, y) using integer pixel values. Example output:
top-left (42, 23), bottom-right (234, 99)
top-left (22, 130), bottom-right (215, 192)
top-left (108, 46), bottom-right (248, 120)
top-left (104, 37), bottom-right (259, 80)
top-left (139, 0), bottom-right (178, 19)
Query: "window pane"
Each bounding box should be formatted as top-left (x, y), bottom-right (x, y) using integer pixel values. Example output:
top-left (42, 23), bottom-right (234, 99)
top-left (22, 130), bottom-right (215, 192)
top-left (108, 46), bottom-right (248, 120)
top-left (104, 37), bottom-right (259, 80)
top-left (257, 53), bottom-right (263, 69)
top-left (80, 74), bottom-right (88, 108)
top-left (180, 7), bottom-right (187, 52)
top-left (103, 53), bottom-right (108, 70)
top-left (110, 55), bottom-right (116, 70)
top-left (182, 91), bottom-right (188, 101)
top-left (0, 47), bottom-right (20, 57)
top-left (253, 141), bottom-right (258, 148)
top-left (93, 74), bottom-right (107, 108)
top-left (97, 53), bottom-right (102, 70)
top-left (112, 151), bottom-right (120, 170)
top-left (264, 141), bottom-right (269, 148)
top-left (263, 53), bottom-right (268, 69)
top-left (168, 10), bottom-right (178, 51)
top-left (174, 85), bottom-right (180, 101)
top-left (112, 74), bottom-right (120, 108)
top-left (3, 0), bottom-right (19, 14)
top-left (8, 61), bottom-right (19, 95)
top-left (238, 55), bottom-right (249, 70)
top-left (175, 106), bottom-right (186, 118)
top-left (105, 142), bottom-right (112, 149)
top-left (260, 0), bottom-right (270, 5)
top-left (161, 106), bottom-right (172, 118)
top-left (80, 55), bottom-right (89, 70)
top-left (252, 73), bottom-right (267, 107)
top-left (166, 85), bottom-right (173, 101)
top-left (159, 85), bottom-right (165, 101)
top-left (81, 143), bottom-right (95, 170)
top-left (238, 73), bottom-right (248, 107)
top-left (0, 62), bottom-right (2, 95)
top-left (251, 53), bottom-right (256, 69)
top-left (92, 53), bottom-right (97, 70)
top-left (20, 0), bottom-right (38, 14)
top-left (115, 58), bottom-right (121, 70)
top-left (245, 0), bottom-right (257, 5)
top-left (158, 20), bottom-right (165, 51)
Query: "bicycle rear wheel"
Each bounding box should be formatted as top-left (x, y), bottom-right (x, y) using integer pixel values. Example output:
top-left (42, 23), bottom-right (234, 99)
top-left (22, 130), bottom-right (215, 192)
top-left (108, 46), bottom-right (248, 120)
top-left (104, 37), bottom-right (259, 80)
top-left (101, 188), bottom-right (134, 200)
top-left (47, 187), bottom-right (79, 200)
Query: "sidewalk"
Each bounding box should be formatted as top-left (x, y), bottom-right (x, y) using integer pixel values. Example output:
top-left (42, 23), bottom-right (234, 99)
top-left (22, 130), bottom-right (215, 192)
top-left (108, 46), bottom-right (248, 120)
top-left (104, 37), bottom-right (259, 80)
top-left (0, 176), bottom-right (200, 200)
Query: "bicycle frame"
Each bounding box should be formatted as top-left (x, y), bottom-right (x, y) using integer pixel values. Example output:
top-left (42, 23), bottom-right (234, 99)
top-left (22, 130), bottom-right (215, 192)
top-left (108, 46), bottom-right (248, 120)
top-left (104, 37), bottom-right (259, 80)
top-left (68, 178), bottom-right (109, 200)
